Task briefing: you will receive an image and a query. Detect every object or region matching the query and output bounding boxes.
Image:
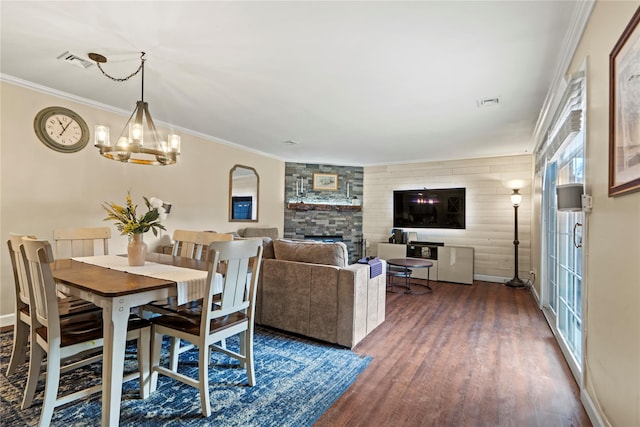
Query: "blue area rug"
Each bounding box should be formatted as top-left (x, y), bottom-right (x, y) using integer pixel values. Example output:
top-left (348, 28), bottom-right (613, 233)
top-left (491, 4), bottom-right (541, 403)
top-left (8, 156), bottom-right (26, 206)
top-left (0, 327), bottom-right (370, 426)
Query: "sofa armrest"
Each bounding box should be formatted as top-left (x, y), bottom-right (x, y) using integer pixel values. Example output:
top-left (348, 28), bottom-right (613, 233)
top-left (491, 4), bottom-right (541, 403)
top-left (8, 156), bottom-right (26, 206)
top-left (337, 264), bottom-right (369, 348)
top-left (337, 261), bottom-right (387, 348)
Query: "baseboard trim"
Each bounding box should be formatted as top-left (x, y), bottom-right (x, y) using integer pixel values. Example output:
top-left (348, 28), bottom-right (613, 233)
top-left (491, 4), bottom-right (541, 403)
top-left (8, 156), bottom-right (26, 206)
top-left (581, 388), bottom-right (606, 427)
top-left (0, 313), bottom-right (15, 328)
top-left (529, 284), bottom-right (541, 306)
top-left (474, 274), bottom-right (509, 284)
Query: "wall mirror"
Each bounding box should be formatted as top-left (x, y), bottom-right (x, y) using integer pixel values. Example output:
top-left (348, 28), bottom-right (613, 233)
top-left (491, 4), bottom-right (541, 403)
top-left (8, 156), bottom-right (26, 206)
top-left (229, 164), bottom-right (259, 222)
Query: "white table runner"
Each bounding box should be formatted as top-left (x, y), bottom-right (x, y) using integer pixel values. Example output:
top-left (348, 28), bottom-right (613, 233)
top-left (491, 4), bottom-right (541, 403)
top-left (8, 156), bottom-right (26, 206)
top-left (71, 255), bottom-right (222, 304)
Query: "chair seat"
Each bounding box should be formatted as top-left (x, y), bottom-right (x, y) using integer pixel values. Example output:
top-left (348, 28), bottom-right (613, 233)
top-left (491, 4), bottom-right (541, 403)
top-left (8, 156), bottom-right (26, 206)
top-left (58, 297), bottom-right (100, 316)
top-left (35, 313), bottom-right (150, 348)
top-left (152, 312), bottom-right (247, 336)
top-left (146, 294), bottom-right (221, 316)
top-left (19, 297), bottom-right (99, 320)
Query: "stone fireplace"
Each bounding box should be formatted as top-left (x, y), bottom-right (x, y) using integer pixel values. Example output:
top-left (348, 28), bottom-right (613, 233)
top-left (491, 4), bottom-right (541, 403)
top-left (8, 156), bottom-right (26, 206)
top-left (284, 162), bottom-right (363, 263)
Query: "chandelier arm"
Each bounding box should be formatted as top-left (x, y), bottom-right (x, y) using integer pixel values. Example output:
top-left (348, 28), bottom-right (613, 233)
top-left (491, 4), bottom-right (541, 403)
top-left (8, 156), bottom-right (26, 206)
top-left (115, 105), bottom-right (141, 142)
top-left (134, 102), bottom-right (145, 128)
top-left (142, 103), bottom-right (164, 149)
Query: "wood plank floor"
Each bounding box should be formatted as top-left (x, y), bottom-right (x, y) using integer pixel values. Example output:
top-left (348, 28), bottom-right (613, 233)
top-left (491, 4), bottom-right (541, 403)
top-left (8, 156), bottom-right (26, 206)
top-left (314, 280), bottom-right (592, 427)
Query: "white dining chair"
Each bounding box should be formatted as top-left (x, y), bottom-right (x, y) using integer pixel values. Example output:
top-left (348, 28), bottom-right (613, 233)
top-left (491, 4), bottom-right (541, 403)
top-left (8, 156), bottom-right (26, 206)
top-left (52, 226), bottom-right (111, 258)
top-left (20, 237), bottom-right (151, 427)
top-left (150, 239), bottom-right (263, 417)
top-left (144, 229), bottom-right (234, 368)
top-left (5, 233), bottom-right (99, 378)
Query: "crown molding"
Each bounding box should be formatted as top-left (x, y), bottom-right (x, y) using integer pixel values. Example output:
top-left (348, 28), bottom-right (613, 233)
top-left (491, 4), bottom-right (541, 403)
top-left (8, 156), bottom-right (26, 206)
top-left (0, 73), bottom-right (282, 161)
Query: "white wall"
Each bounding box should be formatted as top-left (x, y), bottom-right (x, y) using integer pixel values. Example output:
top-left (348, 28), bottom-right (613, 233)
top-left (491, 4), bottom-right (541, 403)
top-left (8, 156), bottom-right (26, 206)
top-left (0, 81), bottom-right (285, 323)
top-left (363, 154), bottom-right (533, 281)
top-left (564, 2), bottom-right (640, 425)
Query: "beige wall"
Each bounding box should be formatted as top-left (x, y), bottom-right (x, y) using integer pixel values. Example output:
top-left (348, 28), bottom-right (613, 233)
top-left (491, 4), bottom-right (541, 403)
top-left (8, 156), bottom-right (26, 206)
top-left (566, 1), bottom-right (640, 425)
top-left (364, 154), bottom-right (533, 281)
top-left (0, 81), bottom-right (285, 322)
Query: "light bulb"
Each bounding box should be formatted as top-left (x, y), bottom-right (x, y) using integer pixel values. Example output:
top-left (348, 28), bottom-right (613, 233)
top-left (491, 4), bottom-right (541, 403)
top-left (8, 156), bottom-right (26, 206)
top-left (94, 125), bottom-right (109, 146)
top-left (168, 134), bottom-right (181, 153)
top-left (129, 123), bottom-right (143, 145)
top-left (511, 189), bottom-right (522, 206)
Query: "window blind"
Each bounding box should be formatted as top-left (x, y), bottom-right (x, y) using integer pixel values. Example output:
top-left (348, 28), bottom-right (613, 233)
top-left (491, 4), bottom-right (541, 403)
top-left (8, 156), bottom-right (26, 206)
top-left (535, 71), bottom-right (585, 174)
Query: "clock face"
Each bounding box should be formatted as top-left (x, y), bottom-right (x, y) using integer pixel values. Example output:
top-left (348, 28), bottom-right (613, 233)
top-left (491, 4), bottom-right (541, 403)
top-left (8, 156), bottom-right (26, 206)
top-left (34, 107), bottom-right (90, 153)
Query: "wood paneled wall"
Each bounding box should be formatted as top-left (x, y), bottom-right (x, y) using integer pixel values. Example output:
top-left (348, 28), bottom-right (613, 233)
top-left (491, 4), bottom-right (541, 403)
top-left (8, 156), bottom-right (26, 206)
top-left (363, 154), bottom-right (533, 281)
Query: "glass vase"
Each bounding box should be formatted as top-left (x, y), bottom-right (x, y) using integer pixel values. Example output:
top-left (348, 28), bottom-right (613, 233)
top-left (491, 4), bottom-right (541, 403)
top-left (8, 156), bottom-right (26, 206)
top-left (128, 233), bottom-right (147, 266)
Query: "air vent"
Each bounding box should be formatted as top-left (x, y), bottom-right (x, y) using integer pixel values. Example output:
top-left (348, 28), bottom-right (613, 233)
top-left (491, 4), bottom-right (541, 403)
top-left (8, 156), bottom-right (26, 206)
top-left (283, 140), bottom-right (299, 145)
top-left (477, 97), bottom-right (501, 108)
top-left (57, 51), bottom-right (93, 69)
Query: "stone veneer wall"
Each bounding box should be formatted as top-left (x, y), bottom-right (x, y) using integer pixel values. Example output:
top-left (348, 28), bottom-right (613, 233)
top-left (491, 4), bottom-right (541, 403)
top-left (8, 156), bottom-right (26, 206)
top-left (284, 163), bottom-right (363, 263)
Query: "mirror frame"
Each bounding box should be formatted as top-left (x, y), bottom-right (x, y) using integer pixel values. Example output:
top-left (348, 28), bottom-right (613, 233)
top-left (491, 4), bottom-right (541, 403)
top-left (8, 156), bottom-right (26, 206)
top-left (229, 164), bottom-right (259, 222)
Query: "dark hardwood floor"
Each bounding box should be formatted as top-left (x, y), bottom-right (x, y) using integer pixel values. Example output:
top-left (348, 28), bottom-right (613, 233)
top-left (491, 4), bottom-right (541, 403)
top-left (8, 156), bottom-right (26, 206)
top-left (314, 280), bottom-right (591, 427)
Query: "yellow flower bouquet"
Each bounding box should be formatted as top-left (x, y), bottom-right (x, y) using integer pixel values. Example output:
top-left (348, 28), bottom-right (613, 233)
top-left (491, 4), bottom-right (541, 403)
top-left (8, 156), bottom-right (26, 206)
top-left (102, 191), bottom-right (167, 236)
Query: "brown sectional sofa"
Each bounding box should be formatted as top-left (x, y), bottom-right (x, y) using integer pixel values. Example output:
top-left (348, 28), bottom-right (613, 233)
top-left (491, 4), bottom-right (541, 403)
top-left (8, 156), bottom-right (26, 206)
top-left (255, 238), bottom-right (386, 349)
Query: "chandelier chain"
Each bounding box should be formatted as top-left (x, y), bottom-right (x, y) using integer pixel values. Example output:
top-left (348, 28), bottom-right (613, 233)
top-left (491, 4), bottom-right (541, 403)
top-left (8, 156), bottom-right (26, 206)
top-left (95, 52), bottom-right (146, 82)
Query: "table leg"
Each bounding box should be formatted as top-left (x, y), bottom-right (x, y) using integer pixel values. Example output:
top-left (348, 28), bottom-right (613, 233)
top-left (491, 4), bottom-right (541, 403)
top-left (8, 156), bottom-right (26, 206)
top-left (405, 267), bottom-right (432, 294)
top-left (102, 297), bottom-right (130, 427)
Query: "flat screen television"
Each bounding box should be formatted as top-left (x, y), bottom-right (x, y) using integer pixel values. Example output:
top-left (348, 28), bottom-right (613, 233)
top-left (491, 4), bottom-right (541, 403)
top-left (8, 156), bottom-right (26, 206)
top-left (393, 188), bottom-right (466, 229)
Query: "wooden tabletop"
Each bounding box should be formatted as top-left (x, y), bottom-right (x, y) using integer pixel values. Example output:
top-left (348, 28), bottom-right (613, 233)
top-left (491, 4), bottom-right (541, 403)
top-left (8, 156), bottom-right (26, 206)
top-left (387, 257), bottom-right (434, 268)
top-left (52, 253), bottom-right (210, 298)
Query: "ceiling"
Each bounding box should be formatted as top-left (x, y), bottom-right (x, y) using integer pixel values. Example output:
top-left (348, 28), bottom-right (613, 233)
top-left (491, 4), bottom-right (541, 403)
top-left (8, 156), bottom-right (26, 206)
top-left (1, 1), bottom-right (581, 166)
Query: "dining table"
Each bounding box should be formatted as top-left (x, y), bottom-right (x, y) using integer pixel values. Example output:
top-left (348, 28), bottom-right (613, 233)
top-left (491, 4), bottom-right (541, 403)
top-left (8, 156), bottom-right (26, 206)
top-left (52, 252), bottom-right (210, 427)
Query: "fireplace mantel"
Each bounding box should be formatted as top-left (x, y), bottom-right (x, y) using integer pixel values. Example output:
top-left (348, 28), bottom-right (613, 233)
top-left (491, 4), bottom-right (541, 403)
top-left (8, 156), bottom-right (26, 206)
top-left (287, 202), bottom-right (361, 212)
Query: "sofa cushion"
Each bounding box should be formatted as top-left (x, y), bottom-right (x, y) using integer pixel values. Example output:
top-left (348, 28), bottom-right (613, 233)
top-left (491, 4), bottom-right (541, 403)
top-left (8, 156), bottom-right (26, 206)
top-left (261, 237), bottom-right (275, 259)
top-left (239, 227), bottom-right (279, 240)
top-left (272, 239), bottom-right (348, 267)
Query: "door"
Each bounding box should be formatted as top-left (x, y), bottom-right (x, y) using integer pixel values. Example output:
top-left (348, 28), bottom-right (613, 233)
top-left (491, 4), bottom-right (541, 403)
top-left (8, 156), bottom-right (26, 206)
top-left (542, 135), bottom-right (585, 382)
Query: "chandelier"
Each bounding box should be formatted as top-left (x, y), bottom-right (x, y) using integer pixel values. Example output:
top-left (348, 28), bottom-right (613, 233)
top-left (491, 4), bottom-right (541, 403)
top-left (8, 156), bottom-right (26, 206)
top-left (90, 52), bottom-right (180, 165)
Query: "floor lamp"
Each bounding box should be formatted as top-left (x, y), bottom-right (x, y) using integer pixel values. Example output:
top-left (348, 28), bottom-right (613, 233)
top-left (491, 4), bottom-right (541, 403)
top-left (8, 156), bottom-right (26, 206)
top-left (506, 189), bottom-right (526, 288)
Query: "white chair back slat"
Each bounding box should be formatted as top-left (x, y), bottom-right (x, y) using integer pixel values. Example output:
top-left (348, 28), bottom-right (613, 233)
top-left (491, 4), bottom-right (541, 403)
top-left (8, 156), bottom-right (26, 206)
top-left (205, 240), bottom-right (262, 323)
top-left (172, 230), bottom-right (233, 261)
top-left (21, 238), bottom-right (59, 336)
top-left (8, 234), bottom-right (35, 305)
top-left (53, 227), bottom-right (111, 258)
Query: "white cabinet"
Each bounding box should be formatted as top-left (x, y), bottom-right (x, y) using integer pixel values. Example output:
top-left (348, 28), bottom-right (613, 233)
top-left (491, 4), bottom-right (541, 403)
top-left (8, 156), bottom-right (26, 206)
top-left (377, 242), bottom-right (474, 284)
top-left (438, 246), bottom-right (474, 285)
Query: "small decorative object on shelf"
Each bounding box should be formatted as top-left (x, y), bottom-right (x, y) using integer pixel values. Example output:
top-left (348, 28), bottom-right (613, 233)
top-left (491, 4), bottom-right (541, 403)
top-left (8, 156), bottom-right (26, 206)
top-left (102, 191), bottom-right (167, 266)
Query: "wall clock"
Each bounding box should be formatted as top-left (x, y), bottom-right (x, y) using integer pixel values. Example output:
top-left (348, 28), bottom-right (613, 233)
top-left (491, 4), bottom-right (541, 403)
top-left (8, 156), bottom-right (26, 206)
top-left (34, 106), bottom-right (90, 153)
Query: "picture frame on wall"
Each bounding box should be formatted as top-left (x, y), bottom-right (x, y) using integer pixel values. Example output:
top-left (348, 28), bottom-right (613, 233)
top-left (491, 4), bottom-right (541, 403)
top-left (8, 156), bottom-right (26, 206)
top-left (312, 173), bottom-right (338, 191)
top-left (609, 6), bottom-right (640, 197)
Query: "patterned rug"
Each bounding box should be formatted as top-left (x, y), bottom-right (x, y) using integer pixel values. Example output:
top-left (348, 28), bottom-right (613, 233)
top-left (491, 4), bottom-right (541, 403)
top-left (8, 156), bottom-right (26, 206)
top-left (0, 327), bottom-right (371, 426)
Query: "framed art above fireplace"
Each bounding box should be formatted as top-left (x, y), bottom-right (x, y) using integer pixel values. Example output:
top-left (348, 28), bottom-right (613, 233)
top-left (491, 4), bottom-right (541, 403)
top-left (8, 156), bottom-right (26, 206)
top-left (313, 173), bottom-right (338, 191)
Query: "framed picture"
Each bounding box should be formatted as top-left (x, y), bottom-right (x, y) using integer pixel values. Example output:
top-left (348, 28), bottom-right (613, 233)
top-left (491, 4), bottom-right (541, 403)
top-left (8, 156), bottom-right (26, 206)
top-left (312, 173), bottom-right (338, 191)
top-left (609, 7), bottom-right (640, 197)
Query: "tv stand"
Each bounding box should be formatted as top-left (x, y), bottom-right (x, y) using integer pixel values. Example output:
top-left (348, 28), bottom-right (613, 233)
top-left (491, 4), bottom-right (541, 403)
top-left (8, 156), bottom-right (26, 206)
top-left (377, 242), bottom-right (474, 285)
